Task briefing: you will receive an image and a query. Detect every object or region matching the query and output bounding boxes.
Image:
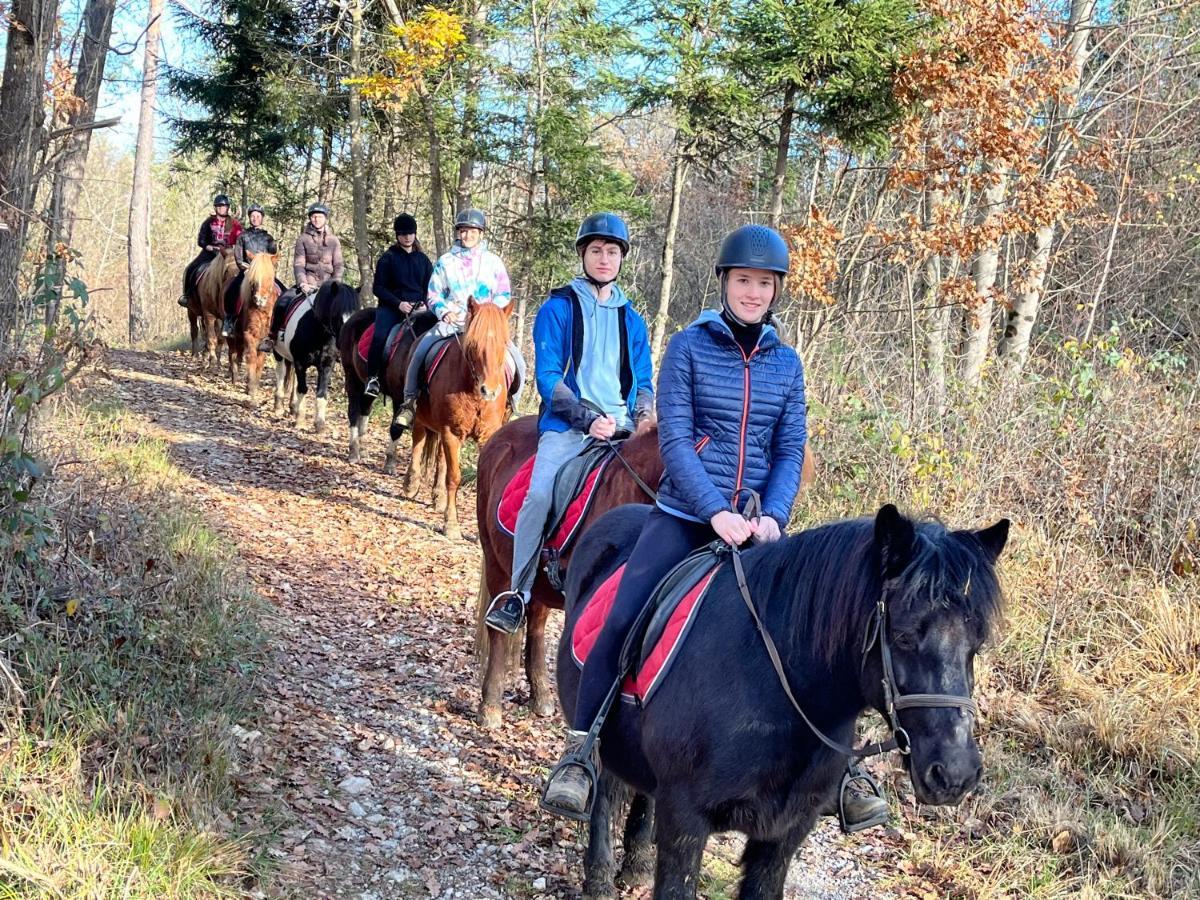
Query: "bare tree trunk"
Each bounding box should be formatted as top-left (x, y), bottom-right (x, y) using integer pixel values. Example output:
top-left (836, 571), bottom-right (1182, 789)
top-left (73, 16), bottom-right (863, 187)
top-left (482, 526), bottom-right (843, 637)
top-left (419, 86), bottom-right (448, 255)
top-left (0, 0), bottom-right (60, 334)
top-left (454, 0), bottom-right (491, 212)
top-left (999, 0), bottom-right (1097, 371)
top-left (127, 0), bottom-right (163, 346)
top-left (47, 0), bottom-right (116, 254)
top-left (962, 165), bottom-right (1008, 385)
top-left (317, 125), bottom-right (335, 200)
top-left (347, 0), bottom-right (372, 294)
top-left (651, 139), bottom-right (688, 360)
top-left (768, 82), bottom-right (797, 228)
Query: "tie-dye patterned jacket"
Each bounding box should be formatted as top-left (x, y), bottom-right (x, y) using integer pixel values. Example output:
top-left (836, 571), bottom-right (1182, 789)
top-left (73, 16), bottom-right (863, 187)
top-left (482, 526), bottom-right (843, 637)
top-left (426, 241), bottom-right (512, 326)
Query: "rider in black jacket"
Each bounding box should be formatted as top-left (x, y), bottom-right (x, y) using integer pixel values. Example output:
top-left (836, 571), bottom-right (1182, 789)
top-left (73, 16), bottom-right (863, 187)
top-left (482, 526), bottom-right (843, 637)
top-left (364, 214), bottom-right (433, 398)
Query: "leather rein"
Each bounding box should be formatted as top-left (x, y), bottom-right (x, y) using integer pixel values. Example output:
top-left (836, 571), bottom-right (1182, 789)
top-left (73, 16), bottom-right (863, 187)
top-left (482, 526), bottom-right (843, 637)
top-left (726, 493), bottom-right (978, 760)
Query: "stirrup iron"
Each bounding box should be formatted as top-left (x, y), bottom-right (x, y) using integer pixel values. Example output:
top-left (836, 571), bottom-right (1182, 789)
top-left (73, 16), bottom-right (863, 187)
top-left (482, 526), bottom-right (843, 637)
top-left (837, 767), bottom-right (889, 834)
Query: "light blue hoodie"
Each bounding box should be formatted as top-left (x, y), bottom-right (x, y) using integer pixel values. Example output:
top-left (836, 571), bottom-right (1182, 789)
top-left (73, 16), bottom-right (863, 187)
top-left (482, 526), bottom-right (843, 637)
top-left (570, 276), bottom-right (632, 429)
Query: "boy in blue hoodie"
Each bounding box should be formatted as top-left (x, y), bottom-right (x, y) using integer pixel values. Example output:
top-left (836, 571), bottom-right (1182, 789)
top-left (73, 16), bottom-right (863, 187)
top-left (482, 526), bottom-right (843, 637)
top-left (484, 213), bottom-right (655, 634)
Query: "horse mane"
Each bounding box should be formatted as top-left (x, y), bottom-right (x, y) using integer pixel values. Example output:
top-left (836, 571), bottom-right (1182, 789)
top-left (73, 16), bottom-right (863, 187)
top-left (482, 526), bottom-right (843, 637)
top-left (200, 251), bottom-right (234, 294)
top-left (744, 515), bottom-right (1004, 667)
top-left (314, 280), bottom-right (360, 325)
top-left (463, 302), bottom-right (509, 383)
top-left (241, 253), bottom-right (277, 305)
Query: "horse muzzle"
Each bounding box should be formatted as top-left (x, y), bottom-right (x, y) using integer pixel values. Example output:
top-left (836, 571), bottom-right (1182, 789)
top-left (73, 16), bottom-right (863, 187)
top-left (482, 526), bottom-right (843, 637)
top-left (908, 738), bottom-right (983, 805)
top-left (479, 384), bottom-right (500, 403)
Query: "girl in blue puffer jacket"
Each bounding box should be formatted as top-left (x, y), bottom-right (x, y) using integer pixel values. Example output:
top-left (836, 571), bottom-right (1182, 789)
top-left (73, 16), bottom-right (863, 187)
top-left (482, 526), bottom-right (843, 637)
top-left (542, 224), bottom-right (808, 818)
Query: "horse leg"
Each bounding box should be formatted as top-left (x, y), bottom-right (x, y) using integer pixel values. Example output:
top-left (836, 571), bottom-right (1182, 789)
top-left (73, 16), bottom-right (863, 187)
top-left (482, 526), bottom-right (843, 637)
top-left (652, 798), bottom-right (709, 900)
top-left (293, 366), bottom-right (308, 425)
top-left (246, 345), bottom-right (261, 400)
top-left (737, 817), bottom-right (817, 900)
top-left (439, 429), bottom-right (463, 540)
top-left (525, 599), bottom-right (556, 718)
top-left (188, 311), bottom-right (200, 356)
top-left (348, 391), bottom-right (365, 462)
top-left (582, 773), bottom-right (624, 900)
top-left (432, 441), bottom-right (448, 514)
top-left (400, 420), bottom-right (425, 492)
top-left (273, 357), bottom-right (288, 413)
top-left (616, 793), bottom-right (656, 890)
top-left (313, 359), bottom-right (331, 434)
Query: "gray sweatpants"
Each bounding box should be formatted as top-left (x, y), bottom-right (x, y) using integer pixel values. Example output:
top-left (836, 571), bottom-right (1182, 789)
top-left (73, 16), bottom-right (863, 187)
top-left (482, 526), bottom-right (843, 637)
top-left (510, 428), bottom-right (590, 595)
top-left (403, 321), bottom-right (526, 404)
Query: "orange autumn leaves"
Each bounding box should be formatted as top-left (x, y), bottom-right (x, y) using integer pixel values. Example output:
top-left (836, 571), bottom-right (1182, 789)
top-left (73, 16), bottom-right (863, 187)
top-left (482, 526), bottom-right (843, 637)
top-left (349, 7), bottom-right (466, 104)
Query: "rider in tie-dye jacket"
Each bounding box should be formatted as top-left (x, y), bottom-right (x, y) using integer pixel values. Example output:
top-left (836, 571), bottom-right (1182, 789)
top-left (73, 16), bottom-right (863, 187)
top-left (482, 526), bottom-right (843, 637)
top-left (394, 208), bottom-right (526, 432)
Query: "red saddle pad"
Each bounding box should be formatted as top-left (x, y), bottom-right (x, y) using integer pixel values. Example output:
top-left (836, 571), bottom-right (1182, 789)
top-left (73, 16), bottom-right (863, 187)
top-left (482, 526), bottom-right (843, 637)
top-left (570, 561), bottom-right (721, 704)
top-left (497, 454), bottom-right (611, 552)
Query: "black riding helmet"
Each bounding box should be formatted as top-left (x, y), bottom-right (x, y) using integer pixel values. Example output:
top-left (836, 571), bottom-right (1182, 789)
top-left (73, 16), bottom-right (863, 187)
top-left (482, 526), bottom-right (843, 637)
top-left (213, 193), bottom-right (231, 208)
top-left (247, 203), bottom-right (265, 217)
top-left (715, 224), bottom-right (790, 323)
top-left (394, 213), bottom-right (418, 235)
top-left (576, 212), bottom-right (630, 288)
top-left (454, 208), bottom-right (487, 232)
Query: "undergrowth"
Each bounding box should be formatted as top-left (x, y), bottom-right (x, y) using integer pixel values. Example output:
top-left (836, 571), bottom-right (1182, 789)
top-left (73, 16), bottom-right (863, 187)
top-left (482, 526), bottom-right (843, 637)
top-left (796, 326), bottom-right (1200, 897)
top-left (0, 392), bottom-right (267, 898)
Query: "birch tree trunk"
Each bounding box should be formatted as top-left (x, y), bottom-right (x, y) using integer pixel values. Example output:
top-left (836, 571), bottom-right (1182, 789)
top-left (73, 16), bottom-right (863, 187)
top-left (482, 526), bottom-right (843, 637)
top-left (650, 139), bottom-right (688, 361)
top-left (127, 0), bottom-right (164, 345)
top-left (961, 165), bottom-right (1008, 384)
top-left (998, 0), bottom-right (1097, 371)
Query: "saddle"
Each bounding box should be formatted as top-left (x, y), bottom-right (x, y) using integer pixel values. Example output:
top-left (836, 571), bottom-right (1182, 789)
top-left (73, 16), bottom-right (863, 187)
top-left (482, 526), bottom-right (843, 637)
top-left (571, 545), bottom-right (723, 706)
top-left (275, 294), bottom-right (312, 363)
top-left (355, 321), bottom-right (407, 367)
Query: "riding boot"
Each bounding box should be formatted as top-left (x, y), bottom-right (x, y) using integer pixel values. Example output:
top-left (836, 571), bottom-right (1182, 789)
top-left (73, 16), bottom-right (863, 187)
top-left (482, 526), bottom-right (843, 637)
top-left (484, 590), bottom-right (526, 634)
top-left (541, 729), bottom-right (596, 820)
top-left (821, 765), bottom-right (890, 833)
top-left (393, 397), bottom-right (417, 432)
top-left (221, 314), bottom-right (236, 338)
top-left (363, 376), bottom-right (381, 399)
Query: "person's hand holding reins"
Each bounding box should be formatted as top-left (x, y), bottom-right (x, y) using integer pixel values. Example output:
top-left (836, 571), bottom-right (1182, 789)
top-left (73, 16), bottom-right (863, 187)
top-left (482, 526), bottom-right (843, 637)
top-left (711, 509), bottom-right (756, 546)
top-left (399, 301), bottom-right (414, 314)
top-left (589, 415), bottom-right (617, 441)
top-left (751, 515), bottom-right (782, 544)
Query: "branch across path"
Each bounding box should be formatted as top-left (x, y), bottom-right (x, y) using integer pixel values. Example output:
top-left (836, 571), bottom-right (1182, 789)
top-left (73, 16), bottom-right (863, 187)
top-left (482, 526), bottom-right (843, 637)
top-left (102, 348), bottom-right (900, 899)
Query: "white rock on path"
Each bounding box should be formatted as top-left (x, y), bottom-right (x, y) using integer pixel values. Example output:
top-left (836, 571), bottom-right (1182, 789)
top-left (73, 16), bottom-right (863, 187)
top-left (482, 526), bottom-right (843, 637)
top-left (339, 775), bottom-right (373, 796)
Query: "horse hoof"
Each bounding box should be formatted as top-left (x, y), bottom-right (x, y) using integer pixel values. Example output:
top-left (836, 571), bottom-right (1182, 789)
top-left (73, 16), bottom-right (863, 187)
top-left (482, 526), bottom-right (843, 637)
top-left (349, 447), bottom-right (361, 464)
top-left (434, 499), bottom-right (448, 515)
top-left (533, 698), bottom-right (557, 719)
top-left (479, 704), bottom-right (502, 731)
top-left (383, 459), bottom-right (397, 476)
top-left (583, 884), bottom-right (617, 900)
top-left (615, 861), bottom-right (654, 890)
top-left (314, 420), bottom-right (327, 435)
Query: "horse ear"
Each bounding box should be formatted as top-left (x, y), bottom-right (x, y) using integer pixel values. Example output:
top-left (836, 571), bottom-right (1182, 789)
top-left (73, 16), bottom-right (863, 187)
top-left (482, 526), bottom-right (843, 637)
top-left (874, 503), bottom-right (915, 579)
top-left (974, 519), bottom-right (1010, 563)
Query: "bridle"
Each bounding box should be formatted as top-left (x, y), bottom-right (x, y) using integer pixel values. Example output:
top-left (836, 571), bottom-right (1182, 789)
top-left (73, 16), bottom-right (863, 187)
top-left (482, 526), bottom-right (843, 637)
top-left (728, 492), bottom-right (978, 761)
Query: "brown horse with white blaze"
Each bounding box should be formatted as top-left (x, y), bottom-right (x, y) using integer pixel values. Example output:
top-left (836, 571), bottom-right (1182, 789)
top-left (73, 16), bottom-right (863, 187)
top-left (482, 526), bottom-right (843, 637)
top-left (226, 251), bottom-right (280, 398)
top-left (396, 299), bottom-right (511, 540)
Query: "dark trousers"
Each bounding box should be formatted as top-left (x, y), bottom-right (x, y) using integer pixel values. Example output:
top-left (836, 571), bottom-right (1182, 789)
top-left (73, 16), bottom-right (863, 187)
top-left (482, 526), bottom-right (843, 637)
top-left (572, 507), bottom-right (716, 729)
top-left (223, 271), bottom-right (245, 318)
top-left (182, 248), bottom-right (217, 300)
top-left (368, 304), bottom-right (403, 377)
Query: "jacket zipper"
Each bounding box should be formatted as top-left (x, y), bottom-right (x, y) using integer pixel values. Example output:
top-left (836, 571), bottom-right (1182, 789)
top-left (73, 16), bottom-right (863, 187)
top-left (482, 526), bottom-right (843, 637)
top-left (694, 435), bottom-right (710, 454)
top-left (733, 347), bottom-right (758, 503)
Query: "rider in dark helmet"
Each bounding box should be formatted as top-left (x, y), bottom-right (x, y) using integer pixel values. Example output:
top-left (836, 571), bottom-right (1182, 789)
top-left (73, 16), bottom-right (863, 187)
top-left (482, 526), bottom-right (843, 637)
top-left (484, 212), bottom-right (654, 634)
top-left (180, 193), bottom-right (242, 307)
top-left (222, 204), bottom-right (282, 337)
top-left (393, 208), bottom-right (524, 429)
top-left (363, 213), bottom-right (434, 398)
top-left (540, 224), bottom-right (813, 814)
top-left (261, 202), bottom-right (344, 352)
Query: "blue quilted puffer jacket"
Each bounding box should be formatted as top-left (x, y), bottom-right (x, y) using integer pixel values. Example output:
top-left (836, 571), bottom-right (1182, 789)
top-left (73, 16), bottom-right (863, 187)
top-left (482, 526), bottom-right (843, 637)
top-left (655, 310), bottom-right (807, 527)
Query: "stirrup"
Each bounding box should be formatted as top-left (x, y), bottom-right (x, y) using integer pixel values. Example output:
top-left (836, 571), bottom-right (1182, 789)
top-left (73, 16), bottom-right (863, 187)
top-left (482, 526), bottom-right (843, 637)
top-left (363, 376), bottom-right (381, 398)
top-left (539, 752), bottom-right (598, 822)
top-left (837, 767), bottom-right (889, 834)
top-left (484, 590), bottom-right (526, 634)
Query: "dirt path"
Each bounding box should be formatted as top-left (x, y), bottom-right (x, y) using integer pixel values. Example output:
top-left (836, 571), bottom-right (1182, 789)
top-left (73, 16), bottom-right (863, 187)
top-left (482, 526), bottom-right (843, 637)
top-left (102, 349), bottom-right (904, 899)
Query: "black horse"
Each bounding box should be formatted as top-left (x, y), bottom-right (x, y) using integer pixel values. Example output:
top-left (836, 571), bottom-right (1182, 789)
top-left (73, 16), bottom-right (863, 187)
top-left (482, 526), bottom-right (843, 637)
top-left (556, 503), bottom-right (1009, 900)
top-left (273, 280), bottom-right (360, 433)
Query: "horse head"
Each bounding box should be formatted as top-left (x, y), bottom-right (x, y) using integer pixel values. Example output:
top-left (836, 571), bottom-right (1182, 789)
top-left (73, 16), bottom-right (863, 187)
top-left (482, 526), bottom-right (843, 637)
top-left (868, 504), bottom-right (1008, 806)
top-left (244, 250), bottom-right (280, 309)
top-left (313, 281), bottom-right (361, 337)
top-left (464, 299), bottom-right (511, 403)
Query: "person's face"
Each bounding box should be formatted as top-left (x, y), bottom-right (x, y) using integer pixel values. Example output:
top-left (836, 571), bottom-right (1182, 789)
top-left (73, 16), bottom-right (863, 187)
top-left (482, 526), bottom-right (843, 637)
top-left (724, 267), bottom-right (777, 324)
top-left (397, 232), bottom-right (416, 249)
top-left (215, 203), bottom-right (229, 217)
top-left (582, 240), bottom-right (624, 283)
top-left (456, 225), bottom-right (482, 248)
top-left (249, 211), bottom-right (264, 227)
top-left (310, 212), bottom-right (327, 230)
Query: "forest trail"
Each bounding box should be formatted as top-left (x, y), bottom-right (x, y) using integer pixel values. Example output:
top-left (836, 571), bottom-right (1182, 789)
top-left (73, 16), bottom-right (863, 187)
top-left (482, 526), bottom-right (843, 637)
top-left (100, 348), bottom-right (904, 900)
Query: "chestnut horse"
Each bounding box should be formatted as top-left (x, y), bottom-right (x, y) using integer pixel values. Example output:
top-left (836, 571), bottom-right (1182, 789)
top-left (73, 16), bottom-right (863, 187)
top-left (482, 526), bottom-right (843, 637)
top-left (474, 418), bottom-right (817, 730)
top-left (397, 300), bottom-right (510, 540)
top-left (225, 251), bottom-right (281, 399)
top-left (197, 249), bottom-right (238, 369)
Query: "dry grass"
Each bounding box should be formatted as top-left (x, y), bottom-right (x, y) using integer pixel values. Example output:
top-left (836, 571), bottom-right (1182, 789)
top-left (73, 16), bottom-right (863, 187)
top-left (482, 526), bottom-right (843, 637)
top-left (0, 392), bottom-right (267, 898)
top-left (795, 329), bottom-right (1200, 897)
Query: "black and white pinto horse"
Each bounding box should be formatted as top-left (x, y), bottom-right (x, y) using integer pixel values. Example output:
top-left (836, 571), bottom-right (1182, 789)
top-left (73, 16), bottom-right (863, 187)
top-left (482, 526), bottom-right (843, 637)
top-left (273, 280), bottom-right (360, 433)
top-left (557, 503), bottom-right (1009, 900)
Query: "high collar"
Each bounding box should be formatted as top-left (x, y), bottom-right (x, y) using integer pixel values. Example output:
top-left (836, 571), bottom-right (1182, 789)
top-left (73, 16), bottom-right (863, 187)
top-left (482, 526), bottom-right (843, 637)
top-left (694, 308), bottom-right (778, 353)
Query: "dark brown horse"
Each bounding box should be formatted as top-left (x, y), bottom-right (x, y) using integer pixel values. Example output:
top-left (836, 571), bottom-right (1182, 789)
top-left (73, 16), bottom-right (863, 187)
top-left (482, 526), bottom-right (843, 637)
top-left (225, 251), bottom-right (281, 399)
top-left (398, 300), bottom-right (511, 540)
top-left (474, 421), bottom-right (817, 729)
